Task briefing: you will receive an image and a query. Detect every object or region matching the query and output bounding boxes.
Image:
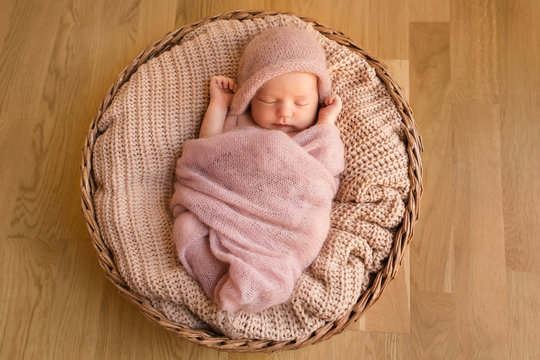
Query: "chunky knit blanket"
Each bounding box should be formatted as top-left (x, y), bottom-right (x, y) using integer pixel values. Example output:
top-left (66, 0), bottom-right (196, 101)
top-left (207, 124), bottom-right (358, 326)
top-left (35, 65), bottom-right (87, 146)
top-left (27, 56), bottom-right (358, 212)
top-left (170, 124), bottom-right (345, 312)
top-left (92, 14), bottom-right (410, 341)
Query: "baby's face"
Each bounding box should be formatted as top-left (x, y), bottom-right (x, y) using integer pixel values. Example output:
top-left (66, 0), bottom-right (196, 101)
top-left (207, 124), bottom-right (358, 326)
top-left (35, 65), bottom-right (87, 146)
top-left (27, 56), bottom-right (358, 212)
top-left (250, 72), bottom-right (319, 133)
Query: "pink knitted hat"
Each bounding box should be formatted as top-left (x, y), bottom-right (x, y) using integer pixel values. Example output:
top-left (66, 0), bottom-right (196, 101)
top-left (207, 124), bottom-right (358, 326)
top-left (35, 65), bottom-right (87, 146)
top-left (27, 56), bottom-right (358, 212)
top-left (229, 26), bottom-right (332, 115)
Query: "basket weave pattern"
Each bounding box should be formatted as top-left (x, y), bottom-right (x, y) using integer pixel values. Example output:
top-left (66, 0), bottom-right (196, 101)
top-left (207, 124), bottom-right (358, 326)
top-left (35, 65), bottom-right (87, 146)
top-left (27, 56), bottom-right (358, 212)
top-left (80, 10), bottom-right (423, 353)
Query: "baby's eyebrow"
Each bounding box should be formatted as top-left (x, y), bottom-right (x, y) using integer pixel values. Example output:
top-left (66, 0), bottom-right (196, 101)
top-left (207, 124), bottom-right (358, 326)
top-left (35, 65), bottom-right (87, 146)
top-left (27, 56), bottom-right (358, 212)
top-left (255, 90), bottom-right (272, 97)
top-left (255, 92), bottom-right (312, 100)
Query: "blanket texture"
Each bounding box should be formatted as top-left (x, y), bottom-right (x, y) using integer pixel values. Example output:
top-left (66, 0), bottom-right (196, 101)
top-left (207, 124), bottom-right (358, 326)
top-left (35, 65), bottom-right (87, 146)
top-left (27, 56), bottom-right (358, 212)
top-left (92, 14), bottom-right (410, 341)
top-left (170, 124), bottom-right (345, 312)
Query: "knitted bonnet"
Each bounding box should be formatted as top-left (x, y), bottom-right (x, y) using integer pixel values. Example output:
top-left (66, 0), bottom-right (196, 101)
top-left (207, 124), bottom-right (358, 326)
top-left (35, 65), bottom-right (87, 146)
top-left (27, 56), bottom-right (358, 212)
top-left (228, 26), bottom-right (332, 115)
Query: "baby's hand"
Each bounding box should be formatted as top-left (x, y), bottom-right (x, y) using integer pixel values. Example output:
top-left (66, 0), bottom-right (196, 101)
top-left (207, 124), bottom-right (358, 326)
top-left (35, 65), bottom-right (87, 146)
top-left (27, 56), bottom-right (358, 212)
top-left (317, 94), bottom-right (342, 125)
top-left (209, 76), bottom-right (237, 109)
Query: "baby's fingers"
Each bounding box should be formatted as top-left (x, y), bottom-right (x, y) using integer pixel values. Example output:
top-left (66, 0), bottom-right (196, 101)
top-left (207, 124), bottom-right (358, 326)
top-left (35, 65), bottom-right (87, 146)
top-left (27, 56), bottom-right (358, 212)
top-left (217, 77), bottom-right (228, 89)
top-left (325, 94), bottom-right (342, 106)
top-left (325, 95), bottom-right (334, 105)
top-left (226, 78), bottom-right (237, 93)
top-left (217, 76), bottom-right (236, 92)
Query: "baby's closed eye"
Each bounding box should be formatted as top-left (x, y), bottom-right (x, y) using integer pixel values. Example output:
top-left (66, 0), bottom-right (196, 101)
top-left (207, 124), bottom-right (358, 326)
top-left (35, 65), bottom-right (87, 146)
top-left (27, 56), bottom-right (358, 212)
top-left (255, 95), bottom-right (312, 107)
top-left (258, 98), bottom-right (277, 104)
top-left (294, 96), bottom-right (313, 106)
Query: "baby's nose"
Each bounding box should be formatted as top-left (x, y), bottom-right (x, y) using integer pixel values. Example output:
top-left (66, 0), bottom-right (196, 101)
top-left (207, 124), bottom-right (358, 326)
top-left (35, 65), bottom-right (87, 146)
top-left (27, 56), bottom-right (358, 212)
top-left (277, 103), bottom-right (293, 118)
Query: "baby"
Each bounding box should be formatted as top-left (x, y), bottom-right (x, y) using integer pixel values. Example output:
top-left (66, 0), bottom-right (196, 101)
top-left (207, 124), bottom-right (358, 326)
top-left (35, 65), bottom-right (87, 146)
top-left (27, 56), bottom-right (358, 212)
top-left (199, 26), bottom-right (343, 138)
top-left (171, 26), bottom-right (346, 312)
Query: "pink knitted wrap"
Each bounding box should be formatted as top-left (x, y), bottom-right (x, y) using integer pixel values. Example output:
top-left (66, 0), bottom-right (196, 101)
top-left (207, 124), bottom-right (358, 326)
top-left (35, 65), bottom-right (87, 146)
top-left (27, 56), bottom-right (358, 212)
top-left (170, 123), bottom-right (345, 312)
top-left (229, 26), bottom-right (332, 115)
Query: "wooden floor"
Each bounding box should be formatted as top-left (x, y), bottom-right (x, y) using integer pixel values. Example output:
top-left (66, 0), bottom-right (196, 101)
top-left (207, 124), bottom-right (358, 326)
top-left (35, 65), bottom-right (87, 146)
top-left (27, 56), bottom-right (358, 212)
top-left (1, 0), bottom-right (539, 359)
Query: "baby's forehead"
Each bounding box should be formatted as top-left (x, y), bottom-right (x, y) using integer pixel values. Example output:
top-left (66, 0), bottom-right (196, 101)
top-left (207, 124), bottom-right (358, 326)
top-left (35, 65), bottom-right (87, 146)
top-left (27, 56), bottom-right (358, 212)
top-left (256, 87), bottom-right (315, 97)
top-left (257, 75), bottom-right (319, 97)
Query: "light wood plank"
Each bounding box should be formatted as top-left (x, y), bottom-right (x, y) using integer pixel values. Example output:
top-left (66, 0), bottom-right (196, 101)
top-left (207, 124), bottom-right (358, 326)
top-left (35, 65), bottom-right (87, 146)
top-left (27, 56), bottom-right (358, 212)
top-left (449, 0), bottom-right (500, 102)
top-left (0, 238), bottom-right (65, 359)
top-left (326, 0), bottom-right (409, 59)
top-left (499, 0), bottom-right (540, 273)
top-left (410, 290), bottom-right (457, 359)
top-left (137, 0), bottom-right (177, 50)
top-left (0, 0), bottom-right (16, 49)
top-left (507, 271), bottom-right (540, 358)
top-left (0, 1), bottom-right (64, 119)
top-left (452, 103), bottom-right (509, 358)
top-left (409, 0), bottom-right (450, 22)
top-left (409, 22), bottom-right (454, 293)
top-left (0, 119), bottom-right (32, 236)
top-left (47, 240), bottom-right (104, 359)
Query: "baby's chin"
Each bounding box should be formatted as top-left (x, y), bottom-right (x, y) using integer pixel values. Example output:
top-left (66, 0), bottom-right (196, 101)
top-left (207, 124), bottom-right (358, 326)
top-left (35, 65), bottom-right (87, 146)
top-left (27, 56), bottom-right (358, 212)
top-left (270, 124), bottom-right (296, 132)
top-left (268, 125), bottom-right (312, 138)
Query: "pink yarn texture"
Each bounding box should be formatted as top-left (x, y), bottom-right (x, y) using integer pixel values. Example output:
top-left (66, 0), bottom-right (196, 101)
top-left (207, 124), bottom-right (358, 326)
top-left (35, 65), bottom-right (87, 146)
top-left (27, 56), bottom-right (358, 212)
top-left (170, 123), bottom-right (345, 312)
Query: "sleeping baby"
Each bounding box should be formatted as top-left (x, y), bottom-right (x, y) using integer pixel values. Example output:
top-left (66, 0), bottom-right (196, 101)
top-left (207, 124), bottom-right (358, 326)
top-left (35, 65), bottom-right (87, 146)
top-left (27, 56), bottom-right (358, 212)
top-left (170, 26), bottom-right (345, 312)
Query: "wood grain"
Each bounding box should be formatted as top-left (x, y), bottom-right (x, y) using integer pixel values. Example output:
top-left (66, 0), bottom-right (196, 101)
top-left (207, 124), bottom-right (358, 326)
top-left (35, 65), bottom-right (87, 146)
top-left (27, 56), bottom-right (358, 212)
top-left (452, 103), bottom-right (509, 358)
top-left (409, 0), bottom-right (449, 22)
top-left (1, 0), bottom-right (539, 358)
top-left (409, 21), bottom-right (453, 294)
top-left (449, 0), bottom-right (500, 103)
top-left (507, 271), bottom-right (540, 358)
top-left (499, 0), bottom-right (540, 274)
top-left (410, 290), bottom-right (457, 359)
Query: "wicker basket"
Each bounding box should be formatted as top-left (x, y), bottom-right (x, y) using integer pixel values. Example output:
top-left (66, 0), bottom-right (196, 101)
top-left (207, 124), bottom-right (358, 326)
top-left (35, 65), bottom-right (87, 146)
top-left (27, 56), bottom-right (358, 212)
top-left (80, 10), bottom-right (423, 353)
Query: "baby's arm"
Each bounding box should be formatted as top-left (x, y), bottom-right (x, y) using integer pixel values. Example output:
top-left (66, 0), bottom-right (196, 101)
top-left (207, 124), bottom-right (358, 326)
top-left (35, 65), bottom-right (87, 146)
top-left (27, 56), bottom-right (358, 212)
top-left (199, 76), bottom-right (236, 138)
top-left (316, 94), bottom-right (343, 125)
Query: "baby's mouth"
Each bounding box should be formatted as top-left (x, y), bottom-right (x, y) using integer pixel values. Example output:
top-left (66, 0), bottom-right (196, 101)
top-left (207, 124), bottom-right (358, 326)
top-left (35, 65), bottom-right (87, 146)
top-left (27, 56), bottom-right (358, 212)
top-left (273, 124), bottom-right (289, 128)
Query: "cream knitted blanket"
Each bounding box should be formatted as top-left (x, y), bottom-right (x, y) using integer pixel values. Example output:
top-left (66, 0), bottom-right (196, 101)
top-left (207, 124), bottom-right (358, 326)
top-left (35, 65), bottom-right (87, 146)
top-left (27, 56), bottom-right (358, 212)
top-left (171, 124), bottom-right (345, 312)
top-left (93, 14), bottom-right (410, 341)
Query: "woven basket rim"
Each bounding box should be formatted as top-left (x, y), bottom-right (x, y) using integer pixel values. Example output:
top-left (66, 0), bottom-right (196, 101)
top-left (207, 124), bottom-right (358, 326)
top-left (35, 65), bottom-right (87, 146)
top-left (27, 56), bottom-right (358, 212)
top-left (80, 9), bottom-right (423, 354)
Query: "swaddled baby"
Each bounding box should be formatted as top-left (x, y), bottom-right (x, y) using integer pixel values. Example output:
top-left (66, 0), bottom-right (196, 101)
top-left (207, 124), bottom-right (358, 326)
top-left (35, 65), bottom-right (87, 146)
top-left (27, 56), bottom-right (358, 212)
top-left (170, 26), bottom-right (345, 312)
